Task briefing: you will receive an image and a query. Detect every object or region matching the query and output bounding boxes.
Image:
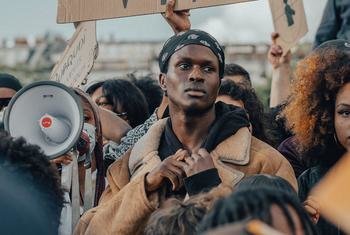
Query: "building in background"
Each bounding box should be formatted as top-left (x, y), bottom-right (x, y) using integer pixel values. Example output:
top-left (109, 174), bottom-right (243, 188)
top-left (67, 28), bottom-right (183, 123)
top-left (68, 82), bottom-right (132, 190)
top-left (0, 34), bottom-right (311, 87)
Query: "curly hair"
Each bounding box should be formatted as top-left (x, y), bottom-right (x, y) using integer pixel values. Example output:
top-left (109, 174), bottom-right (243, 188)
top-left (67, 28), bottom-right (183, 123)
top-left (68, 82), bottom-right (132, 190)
top-left (128, 74), bottom-right (163, 115)
top-left (219, 80), bottom-right (269, 144)
top-left (0, 131), bottom-right (64, 233)
top-left (283, 40), bottom-right (350, 162)
top-left (224, 63), bottom-right (252, 89)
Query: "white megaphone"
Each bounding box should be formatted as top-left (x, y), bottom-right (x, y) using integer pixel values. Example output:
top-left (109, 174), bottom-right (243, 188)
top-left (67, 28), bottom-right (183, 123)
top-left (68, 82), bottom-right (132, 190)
top-left (4, 81), bottom-right (93, 232)
top-left (4, 81), bottom-right (83, 160)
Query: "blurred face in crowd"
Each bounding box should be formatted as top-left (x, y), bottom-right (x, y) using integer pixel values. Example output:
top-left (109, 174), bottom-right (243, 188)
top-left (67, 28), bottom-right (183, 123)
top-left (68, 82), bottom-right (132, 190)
top-left (216, 95), bottom-right (244, 109)
top-left (91, 86), bottom-right (113, 112)
top-left (91, 86), bottom-right (128, 123)
top-left (223, 75), bottom-right (251, 90)
top-left (0, 87), bottom-right (16, 111)
top-left (334, 82), bottom-right (350, 151)
top-left (216, 95), bottom-right (252, 132)
top-left (80, 98), bottom-right (98, 179)
top-left (160, 44), bottom-right (220, 114)
top-left (51, 97), bottom-right (97, 168)
top-left (82, 99), bottom-right (96, 127)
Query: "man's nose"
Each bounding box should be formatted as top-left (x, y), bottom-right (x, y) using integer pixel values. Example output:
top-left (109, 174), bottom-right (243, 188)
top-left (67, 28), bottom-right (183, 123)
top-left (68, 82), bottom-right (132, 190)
top-left (189, 66), bottom-right (204, 82)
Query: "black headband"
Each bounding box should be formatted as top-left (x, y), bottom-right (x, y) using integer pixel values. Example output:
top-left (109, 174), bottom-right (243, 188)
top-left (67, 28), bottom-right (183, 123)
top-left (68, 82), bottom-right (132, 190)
top-left (159, 29), bottom-right (225, 78)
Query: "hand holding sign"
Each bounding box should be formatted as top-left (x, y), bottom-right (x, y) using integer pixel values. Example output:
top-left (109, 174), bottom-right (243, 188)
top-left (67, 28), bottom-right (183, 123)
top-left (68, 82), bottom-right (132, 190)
top-left (267, 32), bottom-right (292, 69)
top-left (162, 0), bottom-right (191, 34)
top-left (269, 0), bottom-right (308, 56)
top-left (54, 0), bottom-right (255, 87)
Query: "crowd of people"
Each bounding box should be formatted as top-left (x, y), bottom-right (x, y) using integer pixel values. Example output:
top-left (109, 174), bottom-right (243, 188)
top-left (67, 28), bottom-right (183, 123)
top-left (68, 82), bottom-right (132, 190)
top-left (0, 0), bottom-right (349, 234)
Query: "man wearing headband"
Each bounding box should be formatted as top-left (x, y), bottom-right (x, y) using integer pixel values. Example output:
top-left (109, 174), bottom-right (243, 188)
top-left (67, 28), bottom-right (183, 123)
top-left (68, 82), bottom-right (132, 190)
top-left (75, 8), bottom-right (296, 235)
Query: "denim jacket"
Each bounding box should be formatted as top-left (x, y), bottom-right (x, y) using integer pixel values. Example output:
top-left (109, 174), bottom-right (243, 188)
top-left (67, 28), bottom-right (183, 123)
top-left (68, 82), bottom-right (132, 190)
top-left (314, 0), bottom-right (350, 48)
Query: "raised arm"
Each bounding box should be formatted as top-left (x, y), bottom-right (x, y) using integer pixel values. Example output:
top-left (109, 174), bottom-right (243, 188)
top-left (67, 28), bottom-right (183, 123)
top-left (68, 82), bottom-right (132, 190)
top-left (268, 33), bottom-right (292, 108)
top-left (98, 107), bottom-right (131, 143)
top-left (162, 0), bottom-right (191, 34)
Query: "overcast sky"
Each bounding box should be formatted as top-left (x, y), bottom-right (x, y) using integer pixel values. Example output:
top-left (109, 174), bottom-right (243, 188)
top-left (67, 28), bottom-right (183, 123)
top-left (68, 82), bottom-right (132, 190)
top-left (0, 0), bottom-right (327, 43)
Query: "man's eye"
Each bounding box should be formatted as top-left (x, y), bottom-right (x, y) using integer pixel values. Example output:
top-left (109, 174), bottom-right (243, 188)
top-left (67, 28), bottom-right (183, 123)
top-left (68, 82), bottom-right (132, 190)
top-left (84, 116), bottom-right (90, 122)
top-left (203, 66), bottom-right (214, 73)
top-left (179, 63), bottom-right (191, 70)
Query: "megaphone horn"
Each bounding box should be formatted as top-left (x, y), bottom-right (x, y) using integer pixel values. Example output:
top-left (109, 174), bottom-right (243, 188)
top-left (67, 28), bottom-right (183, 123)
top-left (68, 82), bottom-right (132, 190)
top-left (4, 81), bottom-right (84, 160)
top-left (39, 114), bottom-right (71, 144)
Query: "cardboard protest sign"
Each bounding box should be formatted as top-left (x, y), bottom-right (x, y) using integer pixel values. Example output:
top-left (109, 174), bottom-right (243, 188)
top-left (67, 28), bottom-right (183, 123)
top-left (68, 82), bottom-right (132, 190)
top-left (57, 0), bottom-right (256, 23)
top-left (269, 0), bottom-right (308, 55)
top-left (50, 21), bottom-right (98, 88)
top-left (310, 153), bottom-right (350, 233)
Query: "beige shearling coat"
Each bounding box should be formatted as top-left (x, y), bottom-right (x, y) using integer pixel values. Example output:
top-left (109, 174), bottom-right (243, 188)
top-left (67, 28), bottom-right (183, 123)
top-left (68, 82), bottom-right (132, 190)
top-left (74, 118), bottom-right (297, 235)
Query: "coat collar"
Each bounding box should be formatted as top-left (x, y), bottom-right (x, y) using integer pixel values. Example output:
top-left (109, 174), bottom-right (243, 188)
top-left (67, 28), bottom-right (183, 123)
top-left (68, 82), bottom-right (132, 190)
top-left (128, 118), bottom-right (251, 184)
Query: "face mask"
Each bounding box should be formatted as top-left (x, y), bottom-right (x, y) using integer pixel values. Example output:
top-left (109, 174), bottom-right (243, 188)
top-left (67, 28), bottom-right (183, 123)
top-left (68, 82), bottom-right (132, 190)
top-left (83, 123), bottom-right (96, 155)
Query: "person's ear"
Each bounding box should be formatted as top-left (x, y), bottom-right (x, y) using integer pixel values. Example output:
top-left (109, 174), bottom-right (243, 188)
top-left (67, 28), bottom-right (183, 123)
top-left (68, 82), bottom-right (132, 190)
top-left (159, 73), bottom-right (168, 96)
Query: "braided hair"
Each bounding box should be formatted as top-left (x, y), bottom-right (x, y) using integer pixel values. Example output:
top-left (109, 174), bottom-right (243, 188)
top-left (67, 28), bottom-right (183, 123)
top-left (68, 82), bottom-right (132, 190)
top-left (198, 187), bottom-right (317, 235)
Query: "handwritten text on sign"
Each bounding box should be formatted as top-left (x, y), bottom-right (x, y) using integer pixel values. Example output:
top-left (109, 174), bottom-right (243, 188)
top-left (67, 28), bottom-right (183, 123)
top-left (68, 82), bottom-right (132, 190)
top-left (50, 21), bottom-right (97, 88)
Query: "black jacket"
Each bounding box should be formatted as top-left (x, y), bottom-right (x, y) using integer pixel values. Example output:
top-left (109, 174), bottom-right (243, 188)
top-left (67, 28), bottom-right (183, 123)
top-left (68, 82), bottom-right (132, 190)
top-left (299, 165), bottom-right (345, 235)
top-left (314, 0), bottom-right (350, 48)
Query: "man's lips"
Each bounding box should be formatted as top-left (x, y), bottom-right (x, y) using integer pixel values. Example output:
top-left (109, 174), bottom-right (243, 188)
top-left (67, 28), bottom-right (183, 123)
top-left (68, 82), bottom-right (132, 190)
top-left (185, 88), bottom-right (206, 93)
top-left (185, 88), bottom-right (206, 97)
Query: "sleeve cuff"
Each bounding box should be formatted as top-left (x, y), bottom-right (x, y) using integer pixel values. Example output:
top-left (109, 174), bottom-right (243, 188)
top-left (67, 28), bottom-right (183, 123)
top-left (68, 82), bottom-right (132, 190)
top-left (184, 168), bottom-right (222, 196)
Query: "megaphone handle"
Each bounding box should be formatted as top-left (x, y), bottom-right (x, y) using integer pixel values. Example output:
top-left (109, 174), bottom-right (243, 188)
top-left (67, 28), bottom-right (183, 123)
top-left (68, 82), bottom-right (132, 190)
top-left (61, 161), bottom-right (73, 191)
top-left (83, 167), bottom-right (93, 212)
top-left (71, 149), bottom-right (80, 231)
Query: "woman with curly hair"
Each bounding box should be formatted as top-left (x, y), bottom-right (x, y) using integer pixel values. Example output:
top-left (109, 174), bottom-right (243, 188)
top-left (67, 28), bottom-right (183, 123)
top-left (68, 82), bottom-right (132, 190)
top-left (282, 39), bottom-right (350, 235)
